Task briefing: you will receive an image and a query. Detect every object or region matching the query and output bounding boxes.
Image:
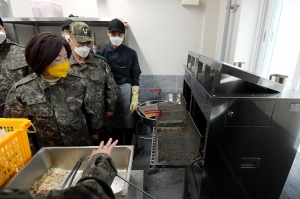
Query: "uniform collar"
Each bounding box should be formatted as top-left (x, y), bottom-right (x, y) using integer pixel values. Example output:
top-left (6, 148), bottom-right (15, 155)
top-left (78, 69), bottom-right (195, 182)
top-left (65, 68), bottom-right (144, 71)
top-left (108, 43), bottom-right (124, 53)
top-left (69, 53), bottom-right (95, 65)
top-left (35, 73), bottom-right (63, 90)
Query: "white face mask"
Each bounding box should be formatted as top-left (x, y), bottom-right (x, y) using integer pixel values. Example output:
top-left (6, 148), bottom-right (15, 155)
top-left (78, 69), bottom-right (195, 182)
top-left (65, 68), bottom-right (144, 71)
top-left (0, 32), bottom-right (6, 44)
top-left (63, 34), bottom-right (70, 41)
top-left (71, 40), bottom-right (90, 58)
top-left (110, 36), bottom-right (124, 46)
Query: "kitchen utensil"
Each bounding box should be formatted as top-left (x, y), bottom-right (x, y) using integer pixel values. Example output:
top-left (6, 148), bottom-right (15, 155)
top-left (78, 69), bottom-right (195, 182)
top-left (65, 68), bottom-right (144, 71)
top-left (61, 159), bottom-right (82, 189)
top-left (6, 146), bottom-right (134, 197)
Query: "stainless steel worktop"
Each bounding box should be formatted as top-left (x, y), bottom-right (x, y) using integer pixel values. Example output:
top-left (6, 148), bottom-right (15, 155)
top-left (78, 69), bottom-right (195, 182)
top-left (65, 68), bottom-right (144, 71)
top-left (185, 51), bottom-right (286, 93)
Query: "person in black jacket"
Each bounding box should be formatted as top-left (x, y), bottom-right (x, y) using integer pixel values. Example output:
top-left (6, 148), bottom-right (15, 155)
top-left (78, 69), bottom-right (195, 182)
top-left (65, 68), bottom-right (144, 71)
top-left (61, 19), bottom-right (74, 41)
top-left (97, 18), bottom-right (142, 145)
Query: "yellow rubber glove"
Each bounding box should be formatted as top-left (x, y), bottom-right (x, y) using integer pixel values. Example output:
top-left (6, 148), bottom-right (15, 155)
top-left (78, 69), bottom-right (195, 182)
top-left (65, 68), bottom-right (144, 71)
top-left (130, 86), bottom-right (139, 113)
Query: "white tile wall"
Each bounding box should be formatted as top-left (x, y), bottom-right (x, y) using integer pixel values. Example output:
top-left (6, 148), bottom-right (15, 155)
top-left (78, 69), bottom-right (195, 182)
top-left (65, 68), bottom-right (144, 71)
top-left (204, 13), bottom-right (221, 31)
top-left (56, 0), bottom-right (98, 17)
top-left (215, 0), bottom-right (227, 60)
top-left (153, 29), bottom-right (179, 46)
top-left (9, 0), bottom-right (226, 76)
top-left (202, 29), bottom-right (218, 57)
top-left (9, 0), bottom-right (33, 17)
top-left (97, 0), bottom-right (205, 75)
top-left (234, 0), bottom-right (261, 71)
top-left (201, 0), bottom-right (225, 59)
top-left (205, 0), bottom-right (222, 14)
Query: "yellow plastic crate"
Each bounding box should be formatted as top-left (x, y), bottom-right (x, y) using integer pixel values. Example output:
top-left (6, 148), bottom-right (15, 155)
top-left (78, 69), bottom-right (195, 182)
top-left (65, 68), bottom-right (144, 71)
top-left (0, 118), bottom-right (32, 187)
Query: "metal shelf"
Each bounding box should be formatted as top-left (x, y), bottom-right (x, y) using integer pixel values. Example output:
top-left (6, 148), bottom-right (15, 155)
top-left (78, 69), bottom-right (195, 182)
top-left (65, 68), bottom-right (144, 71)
top-left (2, 17), bottom-right (116, 27)
top-left (2, 17), bottom-right (128, 46)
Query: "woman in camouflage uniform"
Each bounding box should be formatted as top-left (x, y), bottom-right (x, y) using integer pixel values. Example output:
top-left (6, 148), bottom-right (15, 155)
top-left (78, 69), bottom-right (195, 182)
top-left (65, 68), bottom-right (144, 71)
top-left (4, 32), bottom-right (103, 152)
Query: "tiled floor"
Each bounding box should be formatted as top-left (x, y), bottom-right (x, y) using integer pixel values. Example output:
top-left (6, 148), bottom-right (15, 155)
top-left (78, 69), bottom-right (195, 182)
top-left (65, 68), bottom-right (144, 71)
top-left (131, 132), bottom-right (186, 199)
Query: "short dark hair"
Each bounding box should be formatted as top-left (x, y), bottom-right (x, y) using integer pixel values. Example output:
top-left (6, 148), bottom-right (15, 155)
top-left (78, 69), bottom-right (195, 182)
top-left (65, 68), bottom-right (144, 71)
top-left (25, 32), bottom-right (71, 74)
top-left (0, 17), bottom-right (3, 27)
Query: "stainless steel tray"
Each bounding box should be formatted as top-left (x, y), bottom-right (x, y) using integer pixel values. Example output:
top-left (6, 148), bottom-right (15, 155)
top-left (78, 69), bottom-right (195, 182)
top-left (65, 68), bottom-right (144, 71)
top-left (5, 146), bottom-right (134, 197)
top-left (150, 111), bottom-right (202, 167)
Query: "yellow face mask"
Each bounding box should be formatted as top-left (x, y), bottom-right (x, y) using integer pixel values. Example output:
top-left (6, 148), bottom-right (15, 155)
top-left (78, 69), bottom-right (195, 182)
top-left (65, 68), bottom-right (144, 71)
top-left (48, 61), bottom-right (70, 77)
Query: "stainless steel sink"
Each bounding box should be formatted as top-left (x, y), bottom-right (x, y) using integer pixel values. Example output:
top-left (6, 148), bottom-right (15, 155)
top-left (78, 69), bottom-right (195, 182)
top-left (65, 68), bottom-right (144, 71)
top-left (5, 146), bottom-right (134, 197)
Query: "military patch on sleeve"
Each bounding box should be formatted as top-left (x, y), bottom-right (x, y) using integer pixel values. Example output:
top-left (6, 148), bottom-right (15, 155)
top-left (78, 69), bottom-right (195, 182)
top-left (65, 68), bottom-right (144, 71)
top-left (24, 97), bottom-right (47, 105)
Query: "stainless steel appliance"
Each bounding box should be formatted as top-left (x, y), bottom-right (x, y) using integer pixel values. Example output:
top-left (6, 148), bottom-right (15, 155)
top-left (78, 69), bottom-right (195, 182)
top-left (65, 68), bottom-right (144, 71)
top-left (5, 146), bottom-right (134, 197)
top-left (181, 51), bottom-right (300, 199)
top-left (138, 51), bottom-right (300, 198)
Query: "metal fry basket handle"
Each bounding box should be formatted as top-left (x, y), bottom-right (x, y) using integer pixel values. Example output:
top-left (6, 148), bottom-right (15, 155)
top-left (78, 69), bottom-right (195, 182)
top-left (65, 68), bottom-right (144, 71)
top-left (26, 122), bottom-right (37, 133)
top-left (148, 88), bottom-right (161, 95)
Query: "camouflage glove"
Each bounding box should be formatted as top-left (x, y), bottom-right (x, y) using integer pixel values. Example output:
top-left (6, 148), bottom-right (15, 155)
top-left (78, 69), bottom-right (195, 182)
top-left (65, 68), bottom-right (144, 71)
top-left (130, 86), bottom-right (139, 113)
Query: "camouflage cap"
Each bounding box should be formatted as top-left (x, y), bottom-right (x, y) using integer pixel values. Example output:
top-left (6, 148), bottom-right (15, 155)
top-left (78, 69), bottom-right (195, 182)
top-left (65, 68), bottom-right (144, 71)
top-left (69, 21), bottom-right (94, 43)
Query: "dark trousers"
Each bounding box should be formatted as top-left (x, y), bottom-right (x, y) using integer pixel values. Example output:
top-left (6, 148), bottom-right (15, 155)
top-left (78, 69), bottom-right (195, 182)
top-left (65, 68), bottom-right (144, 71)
top-left (93, 121), bottom-right (111, 146)
top-left (111, 127), bottom-right (134, 145)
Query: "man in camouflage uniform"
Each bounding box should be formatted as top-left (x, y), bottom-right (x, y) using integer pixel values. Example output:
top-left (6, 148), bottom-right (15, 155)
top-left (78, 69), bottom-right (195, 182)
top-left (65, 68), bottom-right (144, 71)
top-left (0, 17), bottom-right (30, 117)
top-left (67, 22), bottom-right (117, 143)
top-left (0, 139), bottom-right (118, 199)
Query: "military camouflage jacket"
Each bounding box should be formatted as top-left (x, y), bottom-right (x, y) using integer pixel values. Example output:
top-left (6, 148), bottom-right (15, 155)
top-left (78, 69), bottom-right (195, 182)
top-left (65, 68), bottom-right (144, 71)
top-left (0, 39), bottom-right (30, 117)
top-left (0, 153), bottom-right (116, 199)
top-left (68, 53), bottom-right (117, 116)
top-left (4, 73), bottom-right (104, 149)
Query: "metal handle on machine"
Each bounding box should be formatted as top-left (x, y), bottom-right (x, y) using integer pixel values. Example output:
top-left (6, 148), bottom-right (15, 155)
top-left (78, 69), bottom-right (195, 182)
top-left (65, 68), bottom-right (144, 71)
top-left (148, 88), bottom-right (161, 95)
top-left (227, 110), bottom-right (234, 117)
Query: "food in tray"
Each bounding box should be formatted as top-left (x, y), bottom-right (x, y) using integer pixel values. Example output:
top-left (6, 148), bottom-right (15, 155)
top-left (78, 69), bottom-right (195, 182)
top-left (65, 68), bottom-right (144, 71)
top-left (30, 168), bottom-right (67, 194)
